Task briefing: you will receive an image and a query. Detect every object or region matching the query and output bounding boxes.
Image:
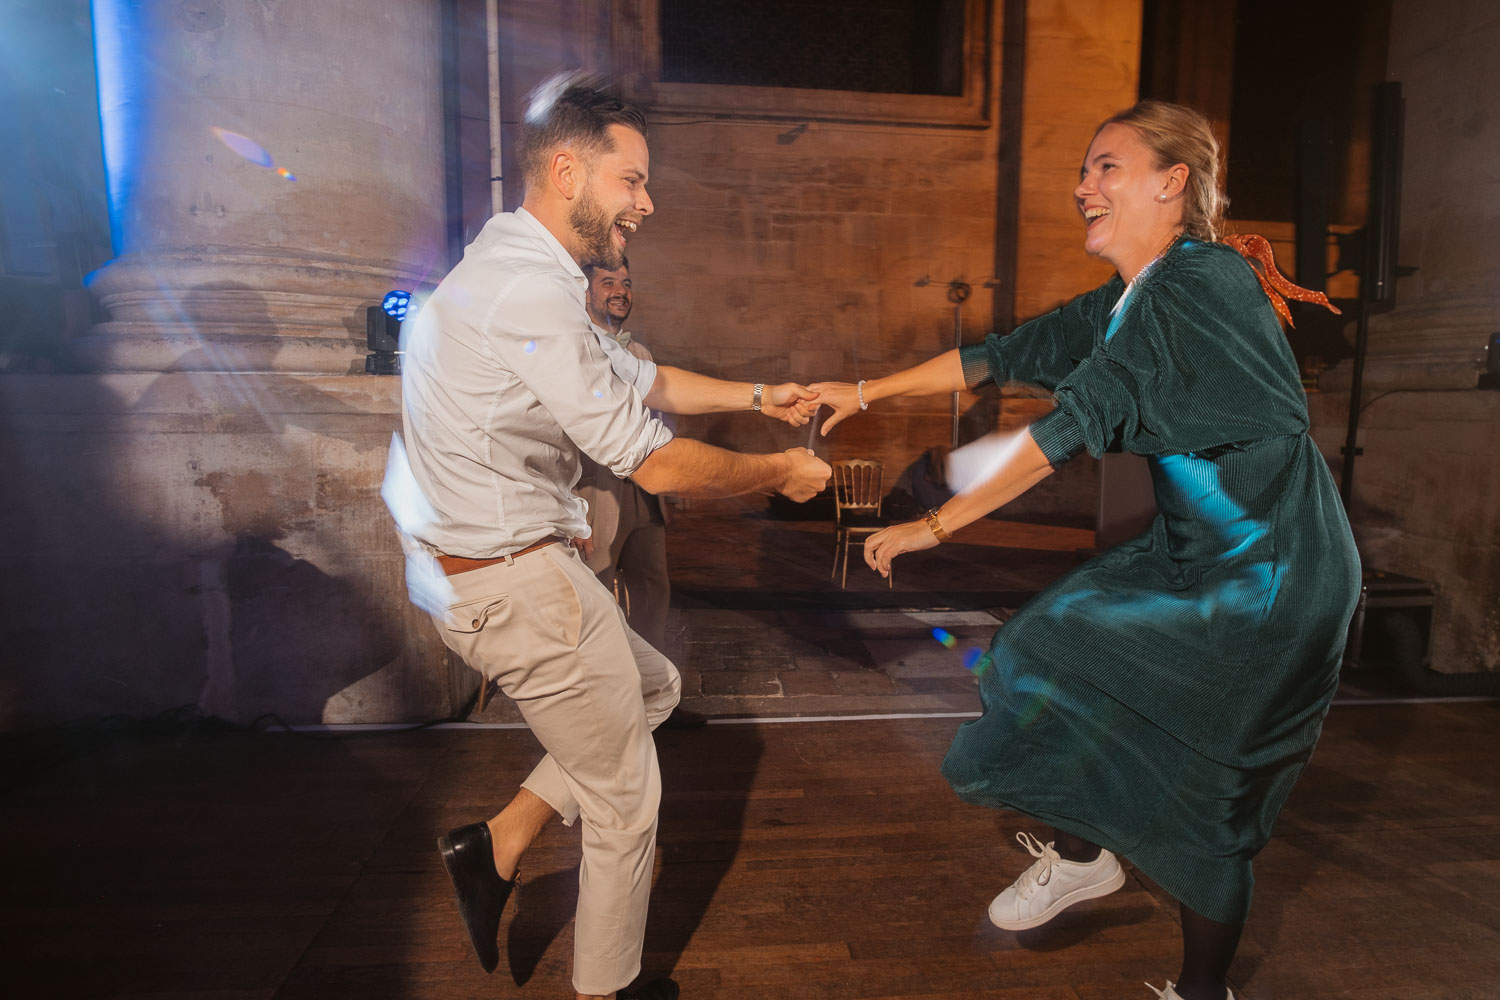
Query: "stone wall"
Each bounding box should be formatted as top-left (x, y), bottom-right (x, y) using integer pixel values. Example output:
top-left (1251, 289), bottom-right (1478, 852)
top-left (0, 374), bottom-right (464, 727)
top-left (1309, 0), bottom-right (1500, 673)
top-left (0, 0), bottom-right (457, 728)
top-left (492, 0), bottom-right (1139, 516)
top-left (1, 0), bottom-right (1150, 727)
top-left (631, 115), bottom-right (1003, 475)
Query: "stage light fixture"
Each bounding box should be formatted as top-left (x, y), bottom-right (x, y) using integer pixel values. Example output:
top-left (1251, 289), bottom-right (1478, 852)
top-left (366, 290), bottom-right (412, 375)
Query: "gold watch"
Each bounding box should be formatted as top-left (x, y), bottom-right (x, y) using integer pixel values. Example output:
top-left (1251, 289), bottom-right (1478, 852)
top-left (922, 509), bottom-right (951, 542)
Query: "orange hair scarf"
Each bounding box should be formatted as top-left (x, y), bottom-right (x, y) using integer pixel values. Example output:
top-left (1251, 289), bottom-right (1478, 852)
top-left (1223, 233), bottom-right (1341, 328)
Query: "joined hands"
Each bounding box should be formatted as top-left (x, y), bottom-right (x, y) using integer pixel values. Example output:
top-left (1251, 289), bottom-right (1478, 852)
top-left (762, 383), bottom-right (821, 427)
top-left (806, 382), bottom-right (864, 435)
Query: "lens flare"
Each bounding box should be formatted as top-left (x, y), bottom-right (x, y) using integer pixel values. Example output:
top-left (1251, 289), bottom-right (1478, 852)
top-left (211, 127), bottom-right (274, 168)
top-left (210, 128), bottom-right (297, 180)
top-left (931, 627), bottom-right (957, 649)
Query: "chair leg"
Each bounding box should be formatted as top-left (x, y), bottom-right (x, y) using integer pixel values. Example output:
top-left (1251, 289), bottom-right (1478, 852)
top-left (841, 536), bottom-right (850, 589)
top-left (476, 677), bottom-right (489, 713)
top-left (831, 529), bottom-right (841, 579)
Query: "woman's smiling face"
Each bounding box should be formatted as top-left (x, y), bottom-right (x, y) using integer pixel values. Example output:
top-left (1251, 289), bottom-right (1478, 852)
top-left (1074, 122), bottom-right (1185, 280)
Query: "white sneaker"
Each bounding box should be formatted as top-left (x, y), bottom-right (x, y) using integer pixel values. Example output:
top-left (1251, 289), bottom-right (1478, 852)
top-left (986, 831), bottom-right (1126, 930)
top-left (1146, 981), bottom-right (1236, 1000)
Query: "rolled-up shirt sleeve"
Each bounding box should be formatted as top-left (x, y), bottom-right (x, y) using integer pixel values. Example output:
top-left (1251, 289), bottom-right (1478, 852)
top-left (489, 274), bottom-right (672, 478)
top-left (594, 328), bottom-right (658, 397)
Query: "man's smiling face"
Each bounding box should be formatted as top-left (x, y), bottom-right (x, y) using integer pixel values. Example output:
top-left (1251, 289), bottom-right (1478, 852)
top-left (586, 264), bottom-right (632, 328)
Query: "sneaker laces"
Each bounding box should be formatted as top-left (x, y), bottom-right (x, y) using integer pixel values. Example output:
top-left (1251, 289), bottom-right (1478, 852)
top-left (1012, 831), bottom-right (1061, 897)
top-left (1146, 983), bottom-right (1232, 1000)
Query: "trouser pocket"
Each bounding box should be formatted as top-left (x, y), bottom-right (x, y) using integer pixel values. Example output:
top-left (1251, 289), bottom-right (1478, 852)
top-left (445, 594), bottom-right (509, 634)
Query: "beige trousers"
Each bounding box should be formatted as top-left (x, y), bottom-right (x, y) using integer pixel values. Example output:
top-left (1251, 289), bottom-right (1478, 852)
top-left (432, 542), bottom-right (681, 995)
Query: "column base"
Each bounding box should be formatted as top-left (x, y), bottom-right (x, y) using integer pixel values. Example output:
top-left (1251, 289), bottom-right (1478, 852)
top-left (79, 251), bottom-right (437, 374)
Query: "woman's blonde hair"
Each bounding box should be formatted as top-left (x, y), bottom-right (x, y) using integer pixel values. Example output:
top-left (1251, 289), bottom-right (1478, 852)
top-left (1098, 100), bottom-right (1227, 242)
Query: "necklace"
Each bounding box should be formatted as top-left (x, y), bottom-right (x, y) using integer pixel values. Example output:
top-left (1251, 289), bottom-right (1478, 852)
top-left (1111, 233), bottom-right (1183, 318)
top-left (1130, 232), bottom-right (1182, 285)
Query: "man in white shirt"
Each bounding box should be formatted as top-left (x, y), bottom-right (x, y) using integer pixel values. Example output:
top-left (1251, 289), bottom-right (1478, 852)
top-left (390, 75), bottom-right (828, 1000)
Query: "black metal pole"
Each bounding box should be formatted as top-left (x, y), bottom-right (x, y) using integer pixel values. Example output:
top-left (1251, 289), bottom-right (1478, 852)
top-left (1340, 265), bottom-right (1369, 505)
top-left (1341, 82), bottom-right (1404, 505)
top-left (951, 302), bottom-right (962, 450)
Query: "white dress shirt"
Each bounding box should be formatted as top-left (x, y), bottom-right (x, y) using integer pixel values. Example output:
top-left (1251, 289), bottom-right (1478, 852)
top-left (393, 207), bottom-right (672, 560)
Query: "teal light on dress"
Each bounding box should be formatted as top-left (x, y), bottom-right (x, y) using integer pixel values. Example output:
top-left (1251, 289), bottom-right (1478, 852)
top-left (943, 239), bottom-right (1359, 924)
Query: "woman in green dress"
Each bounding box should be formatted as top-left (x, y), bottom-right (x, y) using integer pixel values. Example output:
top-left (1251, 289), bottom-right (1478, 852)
top-left (812, 101), bottom-right (1359, 1000)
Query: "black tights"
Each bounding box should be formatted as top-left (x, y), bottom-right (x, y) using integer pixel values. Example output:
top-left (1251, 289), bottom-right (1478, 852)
top-left (1173, 901), bottom-right (1242, 1000)
top-left (1050, 826), bottom-right (1101, 863)
top-left (1049, 828), bottom-right (1241, 1000)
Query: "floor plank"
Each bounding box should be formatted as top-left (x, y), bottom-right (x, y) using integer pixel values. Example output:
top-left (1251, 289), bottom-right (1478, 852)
top-left (3, 704), bottom-right (1499, 998)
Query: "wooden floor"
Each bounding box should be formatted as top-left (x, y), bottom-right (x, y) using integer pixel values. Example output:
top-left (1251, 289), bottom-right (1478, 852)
top-left (4, 702), bottom-right (1500, 999)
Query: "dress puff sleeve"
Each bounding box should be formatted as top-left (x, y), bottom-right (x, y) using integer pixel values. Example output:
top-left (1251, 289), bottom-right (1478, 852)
top-left (1024, 278), bottom-right (1177, 468)
top-left (956, 280), bottom-right (1121, 391)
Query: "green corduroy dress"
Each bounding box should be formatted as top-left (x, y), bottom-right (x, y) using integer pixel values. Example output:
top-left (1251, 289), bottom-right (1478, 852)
top-left (943, 238), bottom-right (1360, 924)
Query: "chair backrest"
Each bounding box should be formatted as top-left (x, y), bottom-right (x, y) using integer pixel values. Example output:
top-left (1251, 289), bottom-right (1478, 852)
top-left (831, 459), bottom-right (884, 516)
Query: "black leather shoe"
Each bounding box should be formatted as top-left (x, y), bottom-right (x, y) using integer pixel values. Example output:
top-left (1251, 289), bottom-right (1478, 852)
top-left (437, 821), bottom-right (516, 973)
top-left (660, 707), bottom-right (708, 730)
top-left (619, 978), bottom-right (680, 1000)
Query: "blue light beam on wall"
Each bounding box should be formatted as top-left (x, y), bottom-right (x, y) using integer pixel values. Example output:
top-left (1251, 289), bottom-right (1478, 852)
top-left (90, 0), bottom-right (144, 256)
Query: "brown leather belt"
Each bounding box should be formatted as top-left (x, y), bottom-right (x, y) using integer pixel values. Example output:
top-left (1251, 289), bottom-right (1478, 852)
top-left (436, 535), bottom-right (566, 575)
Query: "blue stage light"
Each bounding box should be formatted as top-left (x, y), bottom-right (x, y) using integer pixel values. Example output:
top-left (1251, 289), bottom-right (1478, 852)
top-left (382, 290), bottom-right (412, 319)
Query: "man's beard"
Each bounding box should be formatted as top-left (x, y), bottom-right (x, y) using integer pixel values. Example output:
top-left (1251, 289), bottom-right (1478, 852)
top-left (570, 186), bottom-right (624, 271)
top-left (589, 295), bottom-right (631, 329)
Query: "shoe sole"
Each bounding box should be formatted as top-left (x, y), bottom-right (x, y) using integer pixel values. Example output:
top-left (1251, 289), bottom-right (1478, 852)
top-left (987, 862), bottom-right (1127, 931)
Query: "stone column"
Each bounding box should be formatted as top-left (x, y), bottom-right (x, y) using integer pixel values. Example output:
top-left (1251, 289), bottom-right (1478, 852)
top-left (0, 0), bottom-right (461, 728)
top-left (77, 0), bottom-right (446, 373)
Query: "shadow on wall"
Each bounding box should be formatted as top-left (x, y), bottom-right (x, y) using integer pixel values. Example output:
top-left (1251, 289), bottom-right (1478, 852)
top-left (0, 286), bottom-right (411, 729)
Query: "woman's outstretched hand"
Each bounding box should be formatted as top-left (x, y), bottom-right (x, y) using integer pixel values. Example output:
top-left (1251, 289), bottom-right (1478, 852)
top-left (864, 520), bottom-right (939, 577)
top-left (807, 381), bottom-right (864, 435)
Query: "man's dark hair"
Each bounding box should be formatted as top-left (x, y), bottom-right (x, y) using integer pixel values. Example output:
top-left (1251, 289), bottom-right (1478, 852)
top-left (582, 255), bottom-right (630, 281)
top-left (518, 72), bottom-right (648, 194)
